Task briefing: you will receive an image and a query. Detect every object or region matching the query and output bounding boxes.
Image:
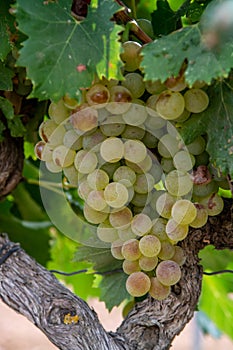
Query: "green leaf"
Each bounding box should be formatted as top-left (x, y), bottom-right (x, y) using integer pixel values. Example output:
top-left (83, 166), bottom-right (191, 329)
top-left (0, 199), bottom-right (51, 266)
top-left (199, 274), bottom-right (233, 340)
top-left (181, 80), bottom-right (233, 177)
top-left (0, 62), bottom-right (14, 90)
top-left (141, 23), bottom-right (233, 86)
top-left (0, 96), bottom-right (14, 119)
top-left (16, 0), bottom-right (123, 101)
top-left (99, 271), bottom-right (130, 311)
top-left (151, 0), bottom-right (178, 36)
top-left (48, 233), bottom-right (99, 300)
top-left (0, 2), bottom-right (12, 60)
top-left (75, 245), bottom-right (122, 272)
top-left (199, 245), bottom-right (233, 272)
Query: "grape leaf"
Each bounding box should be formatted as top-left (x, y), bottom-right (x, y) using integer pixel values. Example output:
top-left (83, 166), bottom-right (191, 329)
top-left (141, 23), bottom-right (233, 86)
top-left (15, 0), bottom-right (123, 101)
top-left (0, 21), bottom-right (11, 61)
top-left (199, 245), bottom-right (233, 272)
top-left (99, 271), bottom-right (130, 311)
top-left (199, 274), bottom-right (233, 340)
top-left (48, 233), bottom-right (99, 300)
top-left (0, 62), bottom-right (14, 90)
top-left (75, 245), bottom-right (122, 272)
top-left (181, 80), bottom-right (233, 177)
top-left (151, 0), bottom-right (179, 36)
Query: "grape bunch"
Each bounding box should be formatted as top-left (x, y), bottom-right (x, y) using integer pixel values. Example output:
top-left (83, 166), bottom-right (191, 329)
top-left (35, 40), bottom-right (228, 301)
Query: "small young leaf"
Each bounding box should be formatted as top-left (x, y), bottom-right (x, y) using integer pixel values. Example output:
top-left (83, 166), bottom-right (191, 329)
top-left (151, 0), bottom-right (178, 36)
top-left (99, 271), bottom-right (129, 311)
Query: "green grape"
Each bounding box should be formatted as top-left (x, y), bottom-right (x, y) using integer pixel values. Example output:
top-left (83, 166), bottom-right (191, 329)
top-left (193, 181), bottom-right (219, 197)
top-left (151, 218), bottom-right (168, 241)
top-left (83, 203), bottom-right (109, 224)
top-left (113, 166), bottom-right (136, 188)
top-left (161, 157), bottom-right (175, 173)
top-left (149, 277), bottom-right (171, 300)
top-left (100, 115), bottom-right (125, 137)
top-left (171, 246), bottom-right (186, 266)
top-left (125, 154), bottom-right (153, 174)
top-left (120, 41), bottom-right (142, 72)
top-left (106, 86), bottom-right (132, 114)
top-left (195, 150), bottom-right (210, 167)
top-left (150, 161), bottom-right (163, 184)
top-left (100, 137), bottom-right (124, 163)
top-left (174, 108), bottom-right (191, 122)
top-left (173, 150), bottom-right (195, 172)
top-left (123, 259), bottom-right (141, 275)
top-left (122, 239), bottom-right (141, 261)
top-left (104, 182), bottom-right (129, 208)
top-left (111, 239), bottom-right (124, 260)
top-left (39, 119), bottom-right (59, 143)
top-left (52, 145), bottom-right (75, 168)
top-left (156, 260), bottom-right (181, 286)
top-left (100, 161), bottom-right (121, 179)
top-left (171, 199), bottom-right (197, 225)
top-left (131, 213), bottom-right (152, 236)
top-left (158, 133), bottom-right (179, 158)
top-left (63, 94), bottom-right (79, 110)
top-left (70, 107), bottom-right (98, 133)
top-left (109, 207), bottom-right (133, 229)
top-left (131, 192), bottom-right (151, 207)
top-left (63, 165), bottom-right (79, 186)
top-left (166, 219), bottom-right (189, 241)
top-left (86, 84), bottom-right (110, 107)
top-left (185, 135), bottom-right (206, 155)
top-left (184, 88), bottom-right (209, 113)
top-left (118, 227), bottom-right (136, 241)
top-left (134, 173), bottom-right (155, 194)
top-left (158, 240), bottom-right (175, 260)
top-left (200, 193), bottom-right (224, 216)
top-left (45, 160), bottom-right (62, 173)
top-left (139, 256), bottom-right (158, 271)
top-left (48, 99), bottom-right (70, 124)
top-left (139, 235), bottom-right (161, 257)
top-left (124, 139), bottom-right (147, 163)
top-left (156, 90), bottom-right (185, 120)
top-left (121, 125), bottom-right (145, 140)
top-left (122, 73), bottom-right (145, 98)
top-left (144, 114), bottom-right (166, 132)
top-left (142, 131), bottom-right (158, 148)
top-left (99, 77), bottom-right (119, 89)
top-left (86, 190), bottom-right (108, 211)
top-left (97, 221), bottom-right (119, 243)
top-left (145, 80), bottom-right (166, 94)
top-left (34, 141), bottom-right (53, 162)
top-left (165, 75), bottom-right (187, 92)
top-left (137, 18), bottom-right (154, 39)
top-left (165, 170), bottom-right (193, 197)
top-left (82, 129), bottom-right (106, 150)
top-left (155, 192), bottom-right (177, 219)
top-left (122, 104), bottom-right (148, 126)
top-left (63, 129), bottom-right (83, 150)
top-left (78, 180), bottom-right (92, 200)
top-left (87, 169), bottom-right (109, 190)
top-left (74, 150), bottom-right (98, 174)
top-left (126, 271), bottom-right (151, 297)
top-left (150, 190), bottom-right (166, 212)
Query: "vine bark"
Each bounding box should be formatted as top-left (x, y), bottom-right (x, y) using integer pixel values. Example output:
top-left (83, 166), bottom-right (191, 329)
top-left (0, 199), bottom-right (232, 350)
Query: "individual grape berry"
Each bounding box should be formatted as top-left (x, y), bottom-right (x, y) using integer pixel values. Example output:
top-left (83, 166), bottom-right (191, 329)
top-left (166, 219), bottom-right (189, 242)
top-left (139, 235), bottom-right (161, 257)
top-left (87, 169), bottom-right (109, 190)
top-left (122, 104), bottom-right (148, 126)
top-left (104, 182), bottom-right (129, 209)
top-left (171, 199), bottom-right (197, 225)
top-left (122, 72), bottom-right (145, 98)
top-left (184, 88), bottom-right (209, 113)
top-left (170, 246), bottom-right (186, 266)
top-left (83, 203), bottom-right (109, 224)
top-left (189, 203), bottom-right (208, 228)
top-left (126, 271), bottom-right (151, 297)
top-left (157, 133), bottom-right (179, 158)
top-left (121, 239), bottom-right (141, 261)
top-left (111, 240), bottom-right (124, 260)
top-left (123, 259), bottom-right (141, 275)
top-left (120, 41), bottom-right (142, 72)
top-left (173, 150), bottom-right (195, 172)
top-left (158, 240), bottom-right (175, 260)
top-left (97, 221), bottom-right (119, 243)
top-left (131, 213), bottom-right (152, 236)
top-left (109, 207), bottom-right (133, 229)
top-left (48, 99), bottom-right (70, 124)
top-left (63, 165), bottom-right (79, 186)
top-left (70, 107), bottom-right (98, 132)
top-left (200, 193), bottom-right (224, 216)
top-left (113, 166), bottom-right (136, 188)
top-left (124, 139), bottom-right (147, 163)
top-left (165, 170), bottom-right (193, 197)
top-left (74, 149), bottom-right (98, 174)
top-left (155, 192), bottom-right (177, 219)
top-left (156, 260), bottom-right (181, 286)
top-left (86, 84), bottom-right (110, 107)
top-left (63, 129), bottom-right (83, 150)
top-left (52, 145), bottom-right (75, 168)
top-left (139, 256), bottom-right (158, 271)
top-left (149, 277), bottom-right (171, 300)
top-left (86, 190), bottom-right (107, 212)
top-left (156, 90), bottom-right (185, 120)
top-left (134, 173), bottom-right (155, 194)
top-left (100, 137), bottom-right (124, 163)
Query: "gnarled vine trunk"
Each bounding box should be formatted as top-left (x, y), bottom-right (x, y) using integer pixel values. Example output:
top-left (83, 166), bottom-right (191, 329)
top-left (0, 199), bottom-right (232, 350)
